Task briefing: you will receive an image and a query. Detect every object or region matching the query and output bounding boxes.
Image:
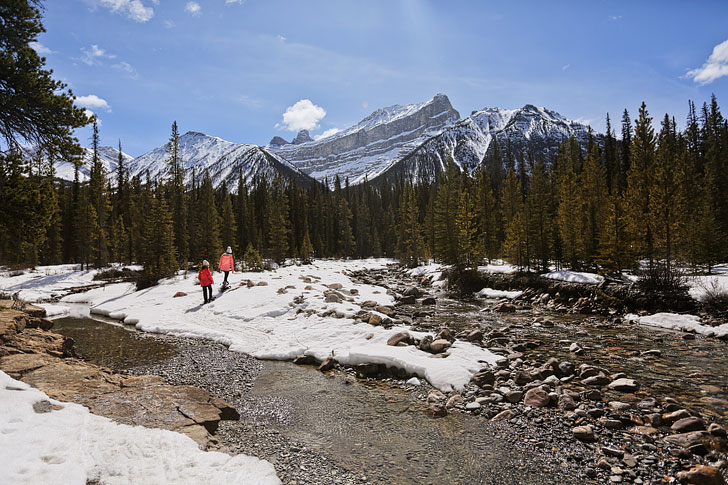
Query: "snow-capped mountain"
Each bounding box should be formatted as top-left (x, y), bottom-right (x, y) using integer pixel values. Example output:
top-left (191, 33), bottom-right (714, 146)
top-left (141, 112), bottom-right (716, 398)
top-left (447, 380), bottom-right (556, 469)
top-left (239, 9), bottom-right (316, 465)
top-left (372, 104), bottom-right (595, 184)
top-left (126, 131), bottom-right (313, 189)
top-left (269, 93), bottom-right (460, 185)
top-left (53, 146), bottom-right (133, 182)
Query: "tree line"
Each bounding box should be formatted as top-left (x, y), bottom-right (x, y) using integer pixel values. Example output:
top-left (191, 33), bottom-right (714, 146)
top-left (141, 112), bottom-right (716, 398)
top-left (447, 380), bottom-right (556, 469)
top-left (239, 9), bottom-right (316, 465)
top-left (1, 97), bottom-right (727, 285)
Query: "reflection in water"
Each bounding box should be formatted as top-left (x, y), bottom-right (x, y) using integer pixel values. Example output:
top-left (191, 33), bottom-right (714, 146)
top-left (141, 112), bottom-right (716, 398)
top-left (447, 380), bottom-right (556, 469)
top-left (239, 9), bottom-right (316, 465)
top-left (52, 317), bottom-right (178, 369)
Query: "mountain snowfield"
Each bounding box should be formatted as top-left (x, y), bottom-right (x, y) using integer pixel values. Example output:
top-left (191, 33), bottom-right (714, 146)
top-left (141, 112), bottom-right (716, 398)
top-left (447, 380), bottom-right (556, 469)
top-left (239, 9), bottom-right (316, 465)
top-left (54, 94), bottom-right (595, 188)
top-left (53, 146), bottom-right (133, 182)
top-left (372, 104), bottom-right (594, 184)
top-left (126, 131), bottom-right (313, 189)
top-left (268, 93), bottom-right (460, 184)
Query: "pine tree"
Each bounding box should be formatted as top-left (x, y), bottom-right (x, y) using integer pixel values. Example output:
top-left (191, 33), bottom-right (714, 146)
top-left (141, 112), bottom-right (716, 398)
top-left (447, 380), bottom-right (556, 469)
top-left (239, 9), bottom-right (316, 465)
top-left (396, 184), bottom-right (425, 267)
top-left (166, 121), bottom-right (188, 265)
top-left (597, 194), bottom-right (633, 273)
top-left (625, 102), bottom-right (656, 265)
top-left (581, 143), bottom-right (607, 267)
top-left (300, 226), bottom-right (314, 264)
top-left (619, 109), bottom-right (632, 194)
top-left (141, 196), bottom-right (177, 284)
top-left (243, 242), bottom-right (264, 271)
top-left (434, 159), bottom-right (461, 264)
top-left (195, 171), bottom-right (221, 263)
top-left (475, 168), bottom-right (499, 263)
top-left (220, 192), bottom-right (237, 254)
top-left (557, 164), bottom-right (582, 269)
top-left (526, 158), bottom-right (552, 271)
top-left (455, 187), bottom-right (479, 268)
top-left (88, 117), bottom-right (111, 267)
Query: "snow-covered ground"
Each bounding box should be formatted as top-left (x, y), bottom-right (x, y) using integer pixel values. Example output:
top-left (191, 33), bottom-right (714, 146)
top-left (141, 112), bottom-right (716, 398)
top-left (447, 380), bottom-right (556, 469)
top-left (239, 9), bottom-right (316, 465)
top-left (541, 270), bottom-right (604, 285)
top-left (0, 371), bottom-right (280, 485)
top-left (0, 260), bottom-right (501, 392)
top-left (625, 312), bottom-right (728, 339)
top-left (478, 262), bottom-right (518, 274)
top-left (475, 288), bottom-right (523, 299)
top-left (687, 265), bottom-right (728, 302)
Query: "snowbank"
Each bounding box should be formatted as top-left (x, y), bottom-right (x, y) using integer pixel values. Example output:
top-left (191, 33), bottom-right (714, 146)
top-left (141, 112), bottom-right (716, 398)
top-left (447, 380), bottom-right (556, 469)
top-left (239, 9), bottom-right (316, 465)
top-left (85, 259), bottom-right (500, 392)
top-left (36, 303), bottom-right (71, 317)
top-left (688, 272), bottom-right (728, 302)
top-left (475, 288), bottom-right (523, 299)
top-left (541, 271), bottom-right (604, 285)
top-left (626, 312), bottom-right (728, 339)
top-left (0, 264), bottom-right (99, 302)
top-left (477, 262), bottom-right (518, 274)
top-left (0, 371), bottom-right (280, 485)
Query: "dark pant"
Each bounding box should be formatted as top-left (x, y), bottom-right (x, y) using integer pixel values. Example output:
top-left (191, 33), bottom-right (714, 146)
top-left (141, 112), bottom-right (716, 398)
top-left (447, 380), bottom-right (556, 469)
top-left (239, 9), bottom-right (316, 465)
top-left (223, 271), bottom-right (230, 284)
top-left (202, 285), bottom-right (212, 302)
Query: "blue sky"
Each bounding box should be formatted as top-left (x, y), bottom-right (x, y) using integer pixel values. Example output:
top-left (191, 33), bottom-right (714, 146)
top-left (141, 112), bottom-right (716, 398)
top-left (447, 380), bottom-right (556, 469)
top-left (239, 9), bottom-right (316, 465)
top-left (33, 0), bottom-right (728, 156)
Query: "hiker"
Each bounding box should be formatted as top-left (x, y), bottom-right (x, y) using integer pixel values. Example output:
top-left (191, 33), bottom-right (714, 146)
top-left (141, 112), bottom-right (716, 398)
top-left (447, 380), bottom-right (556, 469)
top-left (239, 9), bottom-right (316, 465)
top-left (219, 246), bottom-right (234, 289)
top-left (199, 260), bottom-right (214, 304)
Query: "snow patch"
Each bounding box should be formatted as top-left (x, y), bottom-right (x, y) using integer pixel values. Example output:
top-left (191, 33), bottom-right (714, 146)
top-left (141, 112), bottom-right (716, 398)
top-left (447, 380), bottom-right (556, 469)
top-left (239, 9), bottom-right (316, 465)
top-left (626, 312), bottom-right (728, 338)
top-left (541, 271), bottom-right (604, 285)
top-left (475, 288), bottom-right (523, 299)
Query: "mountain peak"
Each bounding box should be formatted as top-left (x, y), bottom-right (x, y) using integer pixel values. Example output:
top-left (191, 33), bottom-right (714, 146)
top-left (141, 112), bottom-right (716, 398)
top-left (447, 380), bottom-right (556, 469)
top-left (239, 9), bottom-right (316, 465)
top-left (269, 136), bottom-right (290, 147)
top-left (292, 130), bottom-right (313, 144)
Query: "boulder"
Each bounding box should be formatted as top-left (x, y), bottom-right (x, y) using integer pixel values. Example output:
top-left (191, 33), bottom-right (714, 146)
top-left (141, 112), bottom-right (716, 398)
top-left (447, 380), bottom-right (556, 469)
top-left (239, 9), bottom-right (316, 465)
top-left (523, 388), bottom-right (551, 408)
top-left (671, 416), bottom-right (706, 433)
top-left (607, 378), bottom-right (640, 393)
top-left (386, 331), bottom-right (411, 347)
top-left (429, 339), bottom-right (452, 353)
top-left (676, 465), bottom-right (726, 485)
top-left (573, 425), bottom-right (595, 442)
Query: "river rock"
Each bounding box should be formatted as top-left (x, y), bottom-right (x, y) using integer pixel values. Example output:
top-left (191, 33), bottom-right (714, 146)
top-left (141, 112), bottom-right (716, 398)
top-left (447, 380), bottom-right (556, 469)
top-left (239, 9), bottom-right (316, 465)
top-left (466, 329), bottom-right (483, 342)
top-left (506, 390), bottom-right (524, 403)
top-left (608, 401), bottom-right (632, 412)
top-left (325, 293), bottom-right (343, 303)
top-left (514, 370), bottom-right (533, 385)
top-left (327, 283), bottom-right (343, 290)
top-left (569, 342), bottom-right (583, 354)
top-left (423, 403), bottom-right (447, 418)
top-left (399, 295), bottom-right (416, 305)
top-left (607, 378), bottom-right (640, 393)
top-left (403, 286), bottom-right (422, 297)
top-left (676, 465), bottom-right (726, 485)
top-left (524, 388), bottom-right (551, 408)
top-left (465, 402), bottom-right (481, 411)
top-left (663, 409), bottom-right (692, 424)
top-left (427, 390), bottom-right (446, 403)
top-left (491, 409), bottom-right (515, 422)
top-left (446, 394), bottom-right (463, 408)
top-left (493, 302), bottom-right (516, 313)
top-left (664, 431), bottom-right (710, 448)
top-left (671, 416), bottom-right (706, 433)
top-left (582, 374), bottom-right (610, 386)
top-left (293, 354), bottom-right (317, 365)
top-left (559, 394), bottom-right (577, 410)
top-left (708, 423), bottom-right (727, 437)
top-left (418, 335), bottom-right (433, 352)
top-left (429, 339), bottom-right (452, 353)
top-left (368, 313), bottom-right (383, 326)
top-left (573, 425), bottom-right (595, 442)
top-left (558, 361), bottom-right (575, 376)
top-left (421, 297), bottom-right (436, 305)
top-left (387, 331), bottom-right (411, 346)
top-left (471, 369), bottom-right (495, 387)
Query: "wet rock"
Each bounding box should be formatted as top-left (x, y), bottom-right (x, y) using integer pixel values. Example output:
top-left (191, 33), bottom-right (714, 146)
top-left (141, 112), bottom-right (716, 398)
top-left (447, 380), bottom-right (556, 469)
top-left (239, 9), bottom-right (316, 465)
top-left (622, 453), bottom-right (637, 468)
top-left (427, 390), bottom-right (446, 403)
top-left (524, 388), bottom-right (550, 408)
top-left (671, 416), bottom-right (706, 433)
top-left (708, 423), bottom-right (727, 438)
top-left (582, 389), bottom-right (602, 401)
top-left (573, 425), bottom-right (595, 442)
top-left (374, 305), bottom-right (394, 316)
top-left (629, 425), bottom-right (659, 435)
top-left (582, 374), bottom-right (610, 386)
top-left (355, 363), bottom-right (380, 377)
top-left (569, 342), bottom-right (583, 354)
top-left (664, 431), bottom-right (710, 448)
top-left (399, 295), bottom-right (416, 305)
top-left (429, 339), bottom-right (452, 353)
top-left (608, 401), bottom-right (632, 413)
top-left (493, 302), bottom-right (516, 313)
top-left (607, 378), bottom-right (640, 393)
top-left (558, 361), bottom-right (575, 376)
top-left (386, 331), bottom-right (411, 347)
top-left (402, 286), bottom-right (422, 297)
top-left (514, 370), bottom-right (533, 385)
top-left (599, 417), bottom-right (625, 430)
top-left (421, 297), bottom-right (436, 305)
top-left (466, 329), bottom-right (483, 342)
top-left (676, 465), bottom-right (726, 485)
top-left (663, 409), bottom-right (692, 425)
top-left (603, 447), bottom-right (624, 458)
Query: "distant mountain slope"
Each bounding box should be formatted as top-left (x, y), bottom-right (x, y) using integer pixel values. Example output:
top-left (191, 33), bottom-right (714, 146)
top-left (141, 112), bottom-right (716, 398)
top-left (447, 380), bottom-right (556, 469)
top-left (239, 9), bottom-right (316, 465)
top-left (53, 146), bottom-right (133, 182)
top-left (371, 104), bottom-right (595, 184)
top-left (269, 93), bottom-right (460, 185)
top-left (126, 131), bottom-right (314, 189)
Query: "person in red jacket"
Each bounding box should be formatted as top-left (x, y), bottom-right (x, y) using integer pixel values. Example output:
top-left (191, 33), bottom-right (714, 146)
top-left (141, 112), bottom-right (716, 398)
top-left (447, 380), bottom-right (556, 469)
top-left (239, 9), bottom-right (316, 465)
top-left (199, 260), bottom-right (215, 304)
top-left (219, 246), bottom-right (234, 289)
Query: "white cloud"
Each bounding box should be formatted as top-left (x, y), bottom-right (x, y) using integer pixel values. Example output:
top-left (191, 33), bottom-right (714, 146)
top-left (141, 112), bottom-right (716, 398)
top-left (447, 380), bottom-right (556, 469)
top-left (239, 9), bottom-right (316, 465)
top-left (185, 2), bottom-right (201, 15)
top-left (112, 61), bottom-right (138, 79)
top-left (164, 19), bottom-right (176, 29)
top-left (76, 94), bottom-right (112, 112)
top-left (234, 95), bottom-right (264, 109)
top-left (29, 42), bottom-right (54, 55)
top-left (686, 39), bottom-right (728, 85)
top-left (277, 35), bottom-right (286, 42)
top-left (225, 0), bottom-right (246, 4)
top-left (609, 15), bottom-right (622, 21)
top-left (95, 0), bottom-right (154, 22)
top-left (277, 99), bottom-right (327, 132)
top-left (561, 64), bottom-right (570, 71)
top-left (314, 128), bottom-right (341, 140)
top-left (80, 44), bottom-right (115, 65)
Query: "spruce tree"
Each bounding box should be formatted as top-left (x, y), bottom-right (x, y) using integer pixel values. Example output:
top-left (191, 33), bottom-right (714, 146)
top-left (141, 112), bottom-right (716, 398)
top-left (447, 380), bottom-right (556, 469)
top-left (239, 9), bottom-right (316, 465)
top-left (166, 121), bottom-right (188, 265)
top-left (581, 143), bottom-right (607, 267)
top-left (434, 159), bottom-right (461, 264)
top-left (220, 192), bottom-right (237, 254)
top-left (195, 171), bottom-right (221, 263)
top-left (88, 117), bottom-right (111, 267)
top-left (141, 196), bottom-right (177, 285)
top-left (475, 168), bottom-right (499, 263)
top-left (396, 184), bottom-right (424, 267)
